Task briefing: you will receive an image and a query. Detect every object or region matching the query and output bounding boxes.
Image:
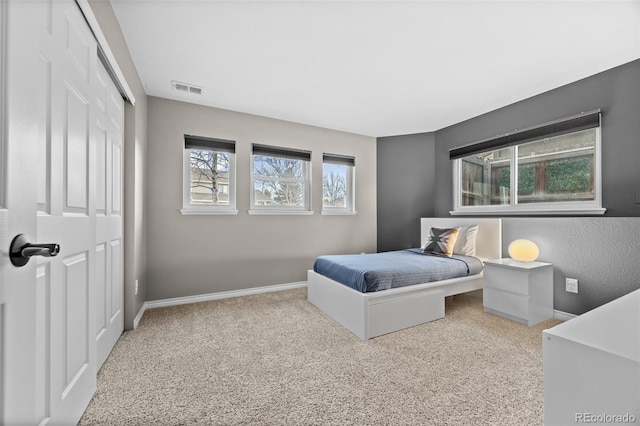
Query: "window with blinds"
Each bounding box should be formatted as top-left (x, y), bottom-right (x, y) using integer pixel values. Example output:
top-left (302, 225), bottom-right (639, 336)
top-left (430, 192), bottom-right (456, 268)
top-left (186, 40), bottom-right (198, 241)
top-left (182, 135), bottom-right (237, 215)
top-left (250, 144), bottom-right (312, 213)
top-left (450, 110), bottom-right (605, 215)
top-left (322, 153), bottom-right (356, 214)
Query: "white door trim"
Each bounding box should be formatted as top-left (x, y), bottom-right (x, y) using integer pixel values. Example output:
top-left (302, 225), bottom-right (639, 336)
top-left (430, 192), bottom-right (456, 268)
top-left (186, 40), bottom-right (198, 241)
top-left (75, 0), bottom-right (136, 106)
top-left (0, 0), bottom-right (6, 208)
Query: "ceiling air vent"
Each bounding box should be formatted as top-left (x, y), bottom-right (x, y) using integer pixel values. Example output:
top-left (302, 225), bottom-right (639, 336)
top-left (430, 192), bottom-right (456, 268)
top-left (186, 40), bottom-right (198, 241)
top-left (171, 80), bottom-right (203, 95)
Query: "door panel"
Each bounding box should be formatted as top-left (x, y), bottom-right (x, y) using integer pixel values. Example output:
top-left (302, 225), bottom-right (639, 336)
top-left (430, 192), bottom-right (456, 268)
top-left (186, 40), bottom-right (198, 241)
top-left (95, 243), bottom-right (107, 339)
top-left (112, 139), bottom-right (122, 215)
top-left (2, 0), bottom-right (125, 423)
top-left (66, 16), bottom-right (91, 80)
top-left (41, 2), bottom-right (97, 423)
top-left (95, 49), bottom-right (124, 370)
top-left (96, 125), bottom-right (108, 214)
top-left (64, 84), bottom-right (90, 212)
top-left (36, 53), bottom-right (52, 214)
top-left (35, 264), bottom-right (51, 424)
top-left (64, 251), bottom-right (89, 385)
top-left (110, 240), bottom-right (122, 319)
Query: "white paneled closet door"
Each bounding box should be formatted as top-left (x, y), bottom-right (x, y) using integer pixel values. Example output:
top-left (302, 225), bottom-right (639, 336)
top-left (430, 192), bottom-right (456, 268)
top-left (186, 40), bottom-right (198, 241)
top-left (94, 46), bottom-right (125, 372)
top-left (1, 0), bottom-right (124, 424)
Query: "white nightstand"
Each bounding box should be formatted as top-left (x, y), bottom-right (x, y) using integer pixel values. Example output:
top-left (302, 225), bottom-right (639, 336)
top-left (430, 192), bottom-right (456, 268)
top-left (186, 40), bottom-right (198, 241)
top-left (483, 258), bottom-right (553, 326)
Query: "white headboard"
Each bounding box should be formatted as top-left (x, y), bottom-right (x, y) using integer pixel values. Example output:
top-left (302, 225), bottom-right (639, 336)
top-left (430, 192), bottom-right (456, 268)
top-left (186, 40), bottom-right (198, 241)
top-left (420, 218), bottom-right (502, 261)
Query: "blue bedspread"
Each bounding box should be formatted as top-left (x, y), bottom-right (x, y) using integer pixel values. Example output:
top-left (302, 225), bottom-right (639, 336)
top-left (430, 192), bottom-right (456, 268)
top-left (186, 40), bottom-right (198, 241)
top-left (313, 249), bottom-right (483, 293)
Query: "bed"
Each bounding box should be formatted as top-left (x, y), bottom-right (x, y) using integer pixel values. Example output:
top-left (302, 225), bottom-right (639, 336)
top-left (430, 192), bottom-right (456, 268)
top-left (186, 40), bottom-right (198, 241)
top-left (307, 218), bottom-right (502, 339)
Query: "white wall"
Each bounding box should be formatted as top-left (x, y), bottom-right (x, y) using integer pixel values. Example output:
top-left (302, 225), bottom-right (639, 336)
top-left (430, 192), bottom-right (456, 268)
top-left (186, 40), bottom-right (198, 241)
top-left (146, 97), bottom-right (377, 301)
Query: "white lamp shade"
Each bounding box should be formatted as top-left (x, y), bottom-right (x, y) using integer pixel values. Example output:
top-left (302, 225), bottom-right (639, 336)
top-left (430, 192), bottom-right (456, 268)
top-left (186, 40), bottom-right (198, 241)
top-left (508, 239), bottom-right (539, 262)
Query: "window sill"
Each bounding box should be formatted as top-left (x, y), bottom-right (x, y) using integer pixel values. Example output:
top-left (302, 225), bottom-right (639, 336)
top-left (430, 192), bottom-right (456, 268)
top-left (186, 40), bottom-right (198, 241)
top-left (180, 209), bottom-right (239, 216)
top-left (321, 210), bottom-right (357, 216)
top-left (450, 207), bottom-right (606, 216)
top-left (248, 209), bottom-right (314, 216)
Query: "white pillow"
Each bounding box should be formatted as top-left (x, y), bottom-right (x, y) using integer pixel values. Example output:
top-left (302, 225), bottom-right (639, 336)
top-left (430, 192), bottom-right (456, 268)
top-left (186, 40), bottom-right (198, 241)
top-left (453, 224), bottom-right (479, 256)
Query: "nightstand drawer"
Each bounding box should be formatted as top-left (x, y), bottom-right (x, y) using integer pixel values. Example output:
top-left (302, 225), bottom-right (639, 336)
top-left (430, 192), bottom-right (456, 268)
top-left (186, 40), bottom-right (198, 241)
top-left (483, 264), bottom-right (530, 295)
top-left (483, 288), bottom-right (529, 321)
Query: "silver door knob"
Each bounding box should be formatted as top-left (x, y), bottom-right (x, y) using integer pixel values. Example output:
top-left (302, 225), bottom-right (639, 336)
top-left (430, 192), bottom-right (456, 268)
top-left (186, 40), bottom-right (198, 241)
top-left (9, 234), bottom-right (60, 267)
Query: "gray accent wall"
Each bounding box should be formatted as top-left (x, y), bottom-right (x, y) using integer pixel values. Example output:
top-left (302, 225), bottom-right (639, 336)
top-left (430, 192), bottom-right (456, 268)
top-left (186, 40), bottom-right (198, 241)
top-left (146, 97), bottom-right (377, 301)
top-left (502, 217), bottom-right (640, 315)
top-left (377, 133), bottom-right (435, 251)
top-left (377, 59), bottom-right (640, 315)
top-left (434, 59), bottom-right (640, 217)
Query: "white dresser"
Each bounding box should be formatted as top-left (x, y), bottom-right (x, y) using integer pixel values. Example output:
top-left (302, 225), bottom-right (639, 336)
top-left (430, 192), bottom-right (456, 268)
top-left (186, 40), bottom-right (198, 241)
top-left (543, 289), bottom-right (640, 425)
top-left (483, 258), bottom-right (553, 326)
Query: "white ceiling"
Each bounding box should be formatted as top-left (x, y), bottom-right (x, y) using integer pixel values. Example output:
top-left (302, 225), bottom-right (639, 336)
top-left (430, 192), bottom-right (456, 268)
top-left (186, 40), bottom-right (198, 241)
top-left (110, 0), bottom-right (640, 137)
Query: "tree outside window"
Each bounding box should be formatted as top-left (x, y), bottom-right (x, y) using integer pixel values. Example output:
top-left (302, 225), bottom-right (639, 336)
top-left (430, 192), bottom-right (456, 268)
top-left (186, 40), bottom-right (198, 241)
top-left (189, 149), bottom-right (230, 205)
top-left (253, 155), bottom-right (305, 206)
top-left (322, 154), bottom-right (355, 213)
top-left (182, 135), bottom-right (236, 214)
top-left (323, 165), bottom-right (347, 207)
top-left (250, 144), bottom-right (311, 211)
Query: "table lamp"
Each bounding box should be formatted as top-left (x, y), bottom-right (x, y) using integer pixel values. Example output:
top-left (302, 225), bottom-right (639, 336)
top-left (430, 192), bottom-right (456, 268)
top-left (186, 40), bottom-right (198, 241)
top-left (508, 239), bottom-right (539, 262)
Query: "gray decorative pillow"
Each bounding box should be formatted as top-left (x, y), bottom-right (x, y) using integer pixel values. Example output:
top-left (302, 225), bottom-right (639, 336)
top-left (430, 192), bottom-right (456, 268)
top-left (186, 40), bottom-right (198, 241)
top-left (453, 224), bottom-right (479, 256)
top-left (422, 227), bottom-right (459, 257)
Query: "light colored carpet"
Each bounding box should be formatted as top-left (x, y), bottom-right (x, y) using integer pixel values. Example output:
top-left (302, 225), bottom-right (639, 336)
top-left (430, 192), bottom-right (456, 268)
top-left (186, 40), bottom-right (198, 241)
top-left (79, 288), bottom-right (561, 425)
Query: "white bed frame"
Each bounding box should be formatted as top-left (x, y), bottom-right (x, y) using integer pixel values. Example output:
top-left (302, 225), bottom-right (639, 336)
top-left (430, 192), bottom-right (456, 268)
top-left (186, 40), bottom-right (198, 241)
top-left (307, 218), bottom-right (502, 340)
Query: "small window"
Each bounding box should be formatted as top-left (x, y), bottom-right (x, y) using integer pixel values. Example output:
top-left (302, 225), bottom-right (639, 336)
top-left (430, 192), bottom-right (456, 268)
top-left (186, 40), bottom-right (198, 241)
top-left (182, 135), bottom-right (237, 215)
top-left (451, 111), bottom-right (605, 215)
top-left (322, 154), bottom-right (355, 215)
top-left (250, 144), bottom-right (311, 214)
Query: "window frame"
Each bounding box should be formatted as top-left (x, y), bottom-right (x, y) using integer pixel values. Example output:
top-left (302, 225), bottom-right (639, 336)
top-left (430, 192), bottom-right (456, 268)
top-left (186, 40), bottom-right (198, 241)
top-left (321, 153), bottom-right (356, 215)
top-left (181, 135), bottom-right (238, 216)
top-left (249, 144), bottom-right (312, 215)
top-left (451, 126), bottom-right (605, 216)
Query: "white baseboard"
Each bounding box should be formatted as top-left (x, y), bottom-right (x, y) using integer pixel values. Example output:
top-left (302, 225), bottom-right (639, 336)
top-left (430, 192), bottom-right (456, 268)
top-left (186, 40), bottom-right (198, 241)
top-left (133, 281), bottom-right (308, 328)
top-left (132, 283), bottom-right (575, 329)
top-left (553, 309), bottom-right (577, 321)
top-left (133, 303), bottom-right (147, 330)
